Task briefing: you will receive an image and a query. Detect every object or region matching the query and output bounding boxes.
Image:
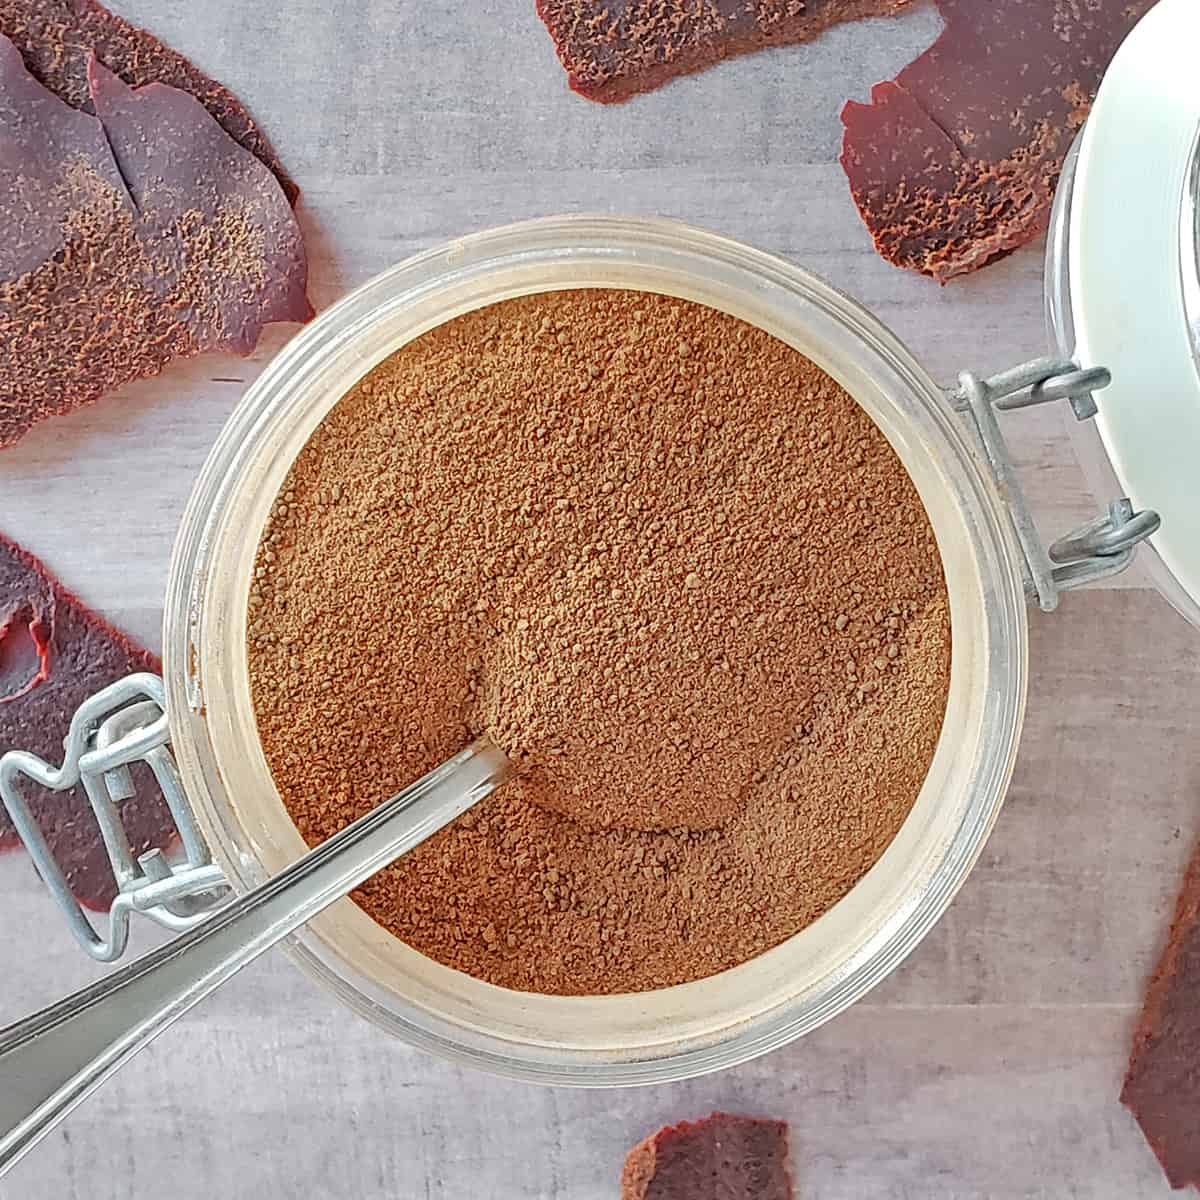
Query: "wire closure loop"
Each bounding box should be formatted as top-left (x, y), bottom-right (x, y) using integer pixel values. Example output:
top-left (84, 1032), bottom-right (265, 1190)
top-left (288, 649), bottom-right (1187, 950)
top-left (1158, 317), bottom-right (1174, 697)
top-left (0, 674), bottom-right (228, 962)
top-left (950, 358), bottom-right (1161, 611)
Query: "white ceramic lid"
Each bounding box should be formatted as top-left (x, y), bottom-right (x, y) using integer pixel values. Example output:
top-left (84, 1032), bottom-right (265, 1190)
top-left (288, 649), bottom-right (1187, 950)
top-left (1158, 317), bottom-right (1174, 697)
top-left (1069, 0), bottom-right (1200, 617)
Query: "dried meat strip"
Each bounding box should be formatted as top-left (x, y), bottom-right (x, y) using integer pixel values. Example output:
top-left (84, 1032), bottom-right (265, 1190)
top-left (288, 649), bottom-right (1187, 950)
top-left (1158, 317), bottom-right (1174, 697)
top-left (537, 0), bottom-right (910, 104)
top-left (840, 0), bottom-right (1155, 281)
top-left (1122, 842), bottom-right (1200, 1191)
top-left (0, 531), bottom-right (174, 911)
top-left (622, 1112), bottom-right (793, 1199)
top-left (0, 36), bottom-right (310, 447)
top-left (0, 0), bottom-right (296, 201)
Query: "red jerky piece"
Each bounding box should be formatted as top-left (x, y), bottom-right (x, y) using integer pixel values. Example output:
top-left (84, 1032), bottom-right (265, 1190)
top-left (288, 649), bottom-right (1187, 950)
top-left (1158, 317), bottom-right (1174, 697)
top-left (621, 1113), bottom-right (793, 1199)
top-left (1122, 842), bottom-right (1200, 1190)
top-left (840, 0), bottom-right (1155, 282)
top-left (0, 36), bottom-right (311, 447)
top-left (0, 532), bottom-right (174, 912)
top-left (536, 0), bottom-right (910, 104)
top-left (0, 0), bottom-right (296, 201)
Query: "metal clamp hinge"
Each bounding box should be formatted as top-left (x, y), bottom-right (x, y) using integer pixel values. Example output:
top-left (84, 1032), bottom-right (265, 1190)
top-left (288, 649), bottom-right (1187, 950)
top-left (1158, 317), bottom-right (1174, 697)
top-left (950, 358), bottom-right (1162, 612)
top-left (0, 674), bottom-right (229, 962)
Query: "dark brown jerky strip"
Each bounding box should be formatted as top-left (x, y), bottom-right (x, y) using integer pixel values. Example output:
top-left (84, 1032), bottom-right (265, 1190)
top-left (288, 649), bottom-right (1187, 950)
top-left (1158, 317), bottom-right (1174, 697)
top-left (621, 1112), bottom-right (793, 1199)
top-left (0, 0), bottom-right (296, 201)
top-left (88, 58), bottom-right (311, 354)
top-left (1122, 842), bottom-right (1200, 1191)
top-left (840, 0), bottom-right (1155, 282)
top-left (0, 531), bottom-right (175, 912)
top-left (0, 36), bottom-right (311, 447)
top-left (536, 0), bottom-right (910, 104)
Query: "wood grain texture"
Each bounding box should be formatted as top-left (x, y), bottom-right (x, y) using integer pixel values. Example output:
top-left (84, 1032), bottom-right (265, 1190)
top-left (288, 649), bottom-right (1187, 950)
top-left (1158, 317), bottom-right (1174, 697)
top-left (0, 2), bottom-right (1191, 1197)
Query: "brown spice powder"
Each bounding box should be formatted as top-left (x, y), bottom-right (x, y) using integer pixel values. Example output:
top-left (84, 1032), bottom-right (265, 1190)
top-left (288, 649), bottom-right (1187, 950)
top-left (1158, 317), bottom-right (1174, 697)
top-left (247, 289), bottom-right (950, 995)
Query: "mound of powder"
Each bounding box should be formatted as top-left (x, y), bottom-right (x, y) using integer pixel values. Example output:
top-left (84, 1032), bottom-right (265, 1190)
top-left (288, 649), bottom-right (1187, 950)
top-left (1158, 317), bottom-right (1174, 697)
top-left (248, 289), bottom-right (950, 994)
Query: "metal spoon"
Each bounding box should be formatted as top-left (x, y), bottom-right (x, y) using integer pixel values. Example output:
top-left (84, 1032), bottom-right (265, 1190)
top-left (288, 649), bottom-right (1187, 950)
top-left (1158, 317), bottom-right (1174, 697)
top-left (0, 736), bottom-right (510, 1177)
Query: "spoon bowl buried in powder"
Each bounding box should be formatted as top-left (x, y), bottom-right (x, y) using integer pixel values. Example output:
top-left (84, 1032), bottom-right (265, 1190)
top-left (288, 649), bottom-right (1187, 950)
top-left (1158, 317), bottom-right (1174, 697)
top-left (464, 296), bottom-right (938, 833)
top-left (248, 288), bottom-right (950, 994)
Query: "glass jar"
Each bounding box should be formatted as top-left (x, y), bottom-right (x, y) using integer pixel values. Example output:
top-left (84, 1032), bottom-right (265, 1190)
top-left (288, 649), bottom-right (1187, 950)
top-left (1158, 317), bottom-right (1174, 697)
top-left (160, 214), bottom-right (1034, 1084)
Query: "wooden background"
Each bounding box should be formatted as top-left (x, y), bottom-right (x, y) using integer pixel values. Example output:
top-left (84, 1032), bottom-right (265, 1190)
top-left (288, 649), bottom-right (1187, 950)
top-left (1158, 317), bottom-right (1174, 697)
top-left (1, 2), bottom-right (1196, 1196)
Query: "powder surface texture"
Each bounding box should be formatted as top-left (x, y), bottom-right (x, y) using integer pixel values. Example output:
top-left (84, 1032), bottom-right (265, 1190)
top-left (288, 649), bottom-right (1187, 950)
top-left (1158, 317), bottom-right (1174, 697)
top-left (0, 531), bottom-right (173, 910)
top-left (840, 0), bottom-right (1155, 282)
top-left (536, 0), bottom-right (910, 103)
top-left (248, 289), bottom-right (950, 995)
top-left (621, 1112), bottom-right (792, 1199)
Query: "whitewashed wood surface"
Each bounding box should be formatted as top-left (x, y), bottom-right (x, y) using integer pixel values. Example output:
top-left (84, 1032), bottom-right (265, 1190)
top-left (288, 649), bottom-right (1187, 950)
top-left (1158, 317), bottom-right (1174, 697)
top-left (0, 3), bottom-right (1194, 1197)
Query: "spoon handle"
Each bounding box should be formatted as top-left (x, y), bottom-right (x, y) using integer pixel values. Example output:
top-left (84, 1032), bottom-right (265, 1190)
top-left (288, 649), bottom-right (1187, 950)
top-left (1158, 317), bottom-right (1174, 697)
top-left (0, 737), bottom-right (509, 1177)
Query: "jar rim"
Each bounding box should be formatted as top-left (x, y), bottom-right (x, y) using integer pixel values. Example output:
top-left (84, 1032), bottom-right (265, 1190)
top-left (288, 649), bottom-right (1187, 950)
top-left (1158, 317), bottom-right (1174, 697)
top-left (163, 215), bottom-right (1028, 1085)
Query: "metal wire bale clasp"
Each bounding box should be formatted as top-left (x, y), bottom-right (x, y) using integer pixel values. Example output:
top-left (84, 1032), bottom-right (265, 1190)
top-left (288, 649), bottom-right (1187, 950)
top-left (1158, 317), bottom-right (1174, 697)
top-left (0, 674), bottom-right (228, 962)
top-left (950, 358), bottom-right (1161, 612)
